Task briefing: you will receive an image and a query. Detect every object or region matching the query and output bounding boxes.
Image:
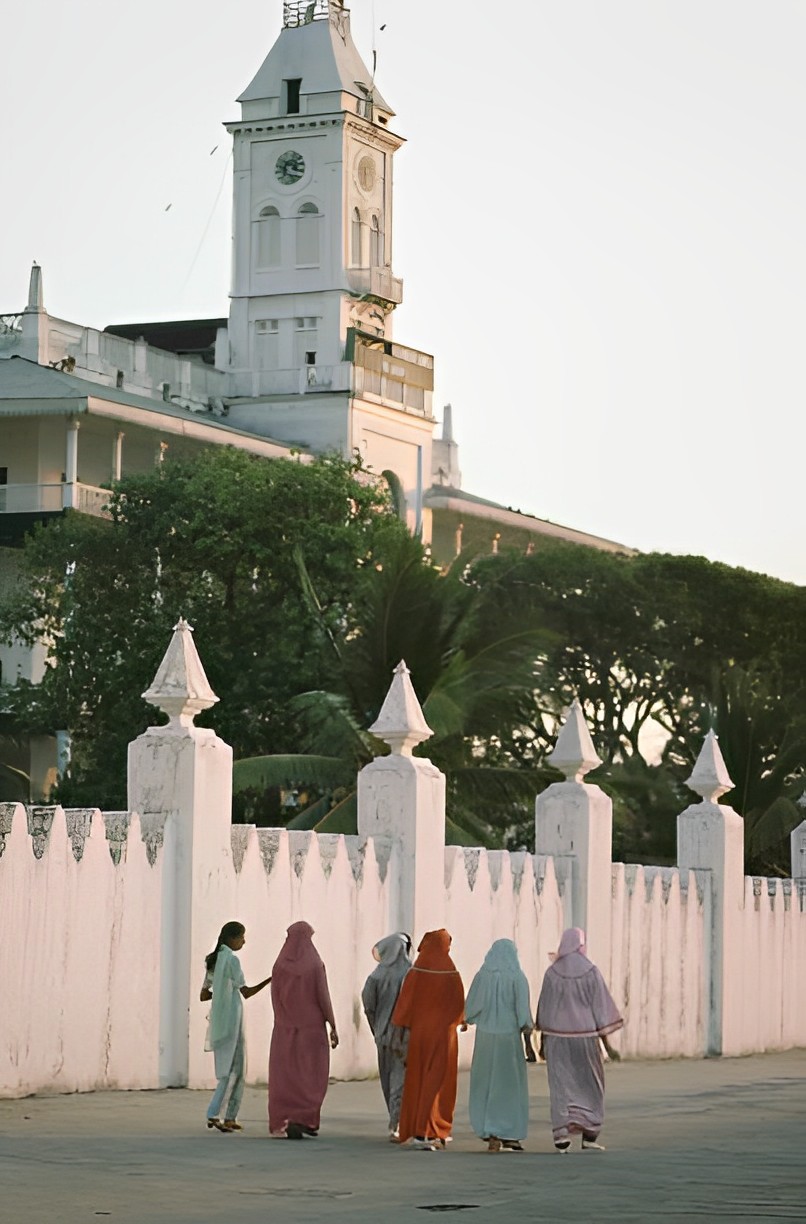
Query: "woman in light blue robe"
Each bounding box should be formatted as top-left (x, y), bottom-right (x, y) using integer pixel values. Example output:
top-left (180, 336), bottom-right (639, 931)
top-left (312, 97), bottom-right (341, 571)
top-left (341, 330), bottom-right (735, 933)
top-left (465, 939), bottom-right (533, 1152)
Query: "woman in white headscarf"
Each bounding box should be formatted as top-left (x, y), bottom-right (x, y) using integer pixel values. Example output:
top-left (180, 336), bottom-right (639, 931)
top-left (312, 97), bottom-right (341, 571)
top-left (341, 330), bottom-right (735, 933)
top-left (361, 933), bottom-right (413, 1141)
top-left (465, 939), bottom-right (533, 1153)
top-left (536, 927), bottom-right (622, 1153)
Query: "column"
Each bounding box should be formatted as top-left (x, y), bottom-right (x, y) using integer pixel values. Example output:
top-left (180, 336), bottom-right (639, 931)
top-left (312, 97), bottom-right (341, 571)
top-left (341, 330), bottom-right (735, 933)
top-left (677, 731), bottom-right (745, 1056)
top-left (113, 431), bottom-right (124, 482)
top-left (63, 419), bottom-right (80, 509)
top-left (127, 619), bottom-right (234, 1088)
top-left (535, 700), bottom-right (613, 974)
top-left (357, 661), bottom-right (446, 940)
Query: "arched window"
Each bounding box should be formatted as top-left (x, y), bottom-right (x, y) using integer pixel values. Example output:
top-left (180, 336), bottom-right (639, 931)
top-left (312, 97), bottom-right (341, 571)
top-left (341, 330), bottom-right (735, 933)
top-left (351, 207), bottom-right (362, 266)
top-left (296, 202), bottom-right (320, 266)
top-left (370, 214), bottom-right (382, 267)
top-left (256, 206), bottom-right (281, 268)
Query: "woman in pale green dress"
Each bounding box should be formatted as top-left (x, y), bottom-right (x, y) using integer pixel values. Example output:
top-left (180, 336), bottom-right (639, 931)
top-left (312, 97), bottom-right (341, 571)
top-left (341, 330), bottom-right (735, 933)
top-left (200, 921), bottom-right (271, 1133)
top-left (465, 939), bottom-right (533, 1153)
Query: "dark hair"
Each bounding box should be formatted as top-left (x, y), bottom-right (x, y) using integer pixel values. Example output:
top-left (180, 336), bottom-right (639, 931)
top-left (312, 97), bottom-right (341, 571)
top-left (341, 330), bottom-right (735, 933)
top-left (205, 921), bottom-right (245, 972)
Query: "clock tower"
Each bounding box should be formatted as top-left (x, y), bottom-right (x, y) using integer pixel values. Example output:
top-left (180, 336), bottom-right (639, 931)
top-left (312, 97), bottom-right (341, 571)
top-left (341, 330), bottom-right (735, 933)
top-left (223, 0), bottom-right (434, 534)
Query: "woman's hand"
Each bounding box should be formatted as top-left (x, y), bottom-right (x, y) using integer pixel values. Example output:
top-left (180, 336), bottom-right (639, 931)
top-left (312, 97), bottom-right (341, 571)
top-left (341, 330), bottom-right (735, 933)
top-left (602, 1038), bottom-right (621, 1062)
top-left (459, 1023), bottom-right (468, 1032)
top-left (329, 1028), bottom-right (339, 1050)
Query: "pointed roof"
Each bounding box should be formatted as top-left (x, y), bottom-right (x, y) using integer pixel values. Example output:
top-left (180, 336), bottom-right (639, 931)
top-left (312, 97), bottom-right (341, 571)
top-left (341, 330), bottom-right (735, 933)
top-left (549, 699), bottom-right (602, 782)
top-left (142, 618), bottom-right (219, 730)
top-left (369, 660), bottom-right (432, 756)
top-left (238, 1), bottom-right (392, 117)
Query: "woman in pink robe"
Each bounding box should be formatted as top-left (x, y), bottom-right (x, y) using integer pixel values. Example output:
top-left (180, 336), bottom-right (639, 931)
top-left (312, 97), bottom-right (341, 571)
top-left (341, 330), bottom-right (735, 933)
top-left (536, 927), bottom-right (622, 1152)
top-left (268, 921), bottom-right (338, 1140)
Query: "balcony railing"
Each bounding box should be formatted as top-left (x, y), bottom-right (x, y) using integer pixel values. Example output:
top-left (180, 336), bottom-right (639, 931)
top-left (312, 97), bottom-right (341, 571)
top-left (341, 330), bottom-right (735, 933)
top-left (0, 483), bottom-right (112, 518)
top-left (346, 268), bottom-right (404, 306)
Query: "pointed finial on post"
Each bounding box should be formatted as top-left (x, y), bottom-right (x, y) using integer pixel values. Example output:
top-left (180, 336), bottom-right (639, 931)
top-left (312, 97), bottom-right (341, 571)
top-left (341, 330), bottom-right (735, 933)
top-left (686, 730), bottom-right (734, 804)
top-left (368, 660), bottom-right (433, 756)
top-left (548, 699), bottom-right (602, 782)
top-left (142, 618), bottom-right (219, 731)
top-left (442, 403), bottom-right (454, 442)
top-left (26, 262), bottom-right (43, 313)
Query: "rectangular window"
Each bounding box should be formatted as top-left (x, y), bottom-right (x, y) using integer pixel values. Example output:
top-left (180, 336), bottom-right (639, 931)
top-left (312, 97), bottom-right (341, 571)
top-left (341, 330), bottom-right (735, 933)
top-left (0, 467), bottom-right (8, 485)
top-left (255, 320), bottom-right (280, 370)
top-left (294, 317), bottom-right (318, 367)
top-left (283, 79), bottom-right (302, 114)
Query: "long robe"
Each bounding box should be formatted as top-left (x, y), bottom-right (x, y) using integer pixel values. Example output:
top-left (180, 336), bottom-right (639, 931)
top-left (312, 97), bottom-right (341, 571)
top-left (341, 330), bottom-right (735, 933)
top-left (268, 921), bottom-right (336, 1135)
top-left (536, 927), bottom-right (623, 1141)
top-left (361, 933), bottom-right (411, 1132)
top-left (392, 928), bottom-right (465, 1143)
top-left (465, 939), bottom-right (532, 1142)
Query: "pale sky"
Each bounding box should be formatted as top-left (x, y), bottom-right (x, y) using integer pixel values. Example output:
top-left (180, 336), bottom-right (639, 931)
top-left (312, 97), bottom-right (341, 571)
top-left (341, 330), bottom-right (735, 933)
top-left (2, 1), bottom-right (804, 584)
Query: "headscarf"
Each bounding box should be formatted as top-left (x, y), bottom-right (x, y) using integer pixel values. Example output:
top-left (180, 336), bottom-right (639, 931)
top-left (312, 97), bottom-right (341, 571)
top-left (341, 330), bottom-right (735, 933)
top-left (362, 933), bottom-right (412, 1047)
top-left (536, 927), bottom-right (623, 1038)
top-left (272, 921), bottom-right (321, 976)
top-left (412, 928), bottom-right (459, 974)
top-left (464, 939), bottom-right (532, 1035)
top-left (552, 927), bottom-right (586, 959)
top-left (391, 928), bottom-right (464, 1032)
top-left (271, 920), bottom-right (335, 1030)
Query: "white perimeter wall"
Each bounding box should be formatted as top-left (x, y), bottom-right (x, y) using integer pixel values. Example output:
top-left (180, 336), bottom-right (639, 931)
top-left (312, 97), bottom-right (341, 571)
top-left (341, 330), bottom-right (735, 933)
top-left (3, 801), bottom-right (806, 1099)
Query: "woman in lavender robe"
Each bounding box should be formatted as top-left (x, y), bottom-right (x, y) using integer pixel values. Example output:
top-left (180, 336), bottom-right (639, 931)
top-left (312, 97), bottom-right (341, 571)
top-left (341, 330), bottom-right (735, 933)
top-left (536, 927), bottom-right (622, 1152)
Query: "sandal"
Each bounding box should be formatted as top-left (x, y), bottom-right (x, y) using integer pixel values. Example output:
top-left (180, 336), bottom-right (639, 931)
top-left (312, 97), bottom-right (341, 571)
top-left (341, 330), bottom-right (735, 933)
top-left (207, 1118), bottom-right (231, 1133)
top-left (223, 1120), bottom-right (243, 1131)
top-left (502, 1141), bottom-right (524, 1152)
top-left (487, 1137), bottom-right (502, 1154)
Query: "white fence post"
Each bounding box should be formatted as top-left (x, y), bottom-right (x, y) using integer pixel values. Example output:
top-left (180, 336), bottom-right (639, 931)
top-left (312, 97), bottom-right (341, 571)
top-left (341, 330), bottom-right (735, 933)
top-left (357, 660), bottom-right (446, 942)
top-left (534, 700), bottom-right (613, 975)
top-left (791, 818), bottom-right (806, 911)
top-left (677, 731), bottom-right (744, 1056)
top-left (127, 619), bottom-right (233, 1088)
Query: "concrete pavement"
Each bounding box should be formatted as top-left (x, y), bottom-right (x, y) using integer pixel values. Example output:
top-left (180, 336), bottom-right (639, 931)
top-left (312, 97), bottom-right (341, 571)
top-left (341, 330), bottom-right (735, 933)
top-left (2, 1051), bottom-right (805, 1223)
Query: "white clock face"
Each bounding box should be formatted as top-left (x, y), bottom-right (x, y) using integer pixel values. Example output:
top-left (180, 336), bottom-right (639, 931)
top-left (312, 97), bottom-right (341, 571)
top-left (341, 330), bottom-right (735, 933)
top-left (275, 150), bottom-right (305, 185)
top-left (357, 155), bottom-right (376, 192)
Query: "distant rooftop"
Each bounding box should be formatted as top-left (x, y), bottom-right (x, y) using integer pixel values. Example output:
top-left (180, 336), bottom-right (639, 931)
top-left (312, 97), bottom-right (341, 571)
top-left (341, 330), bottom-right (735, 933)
top-left (104, 319), bottom-right (226, 366)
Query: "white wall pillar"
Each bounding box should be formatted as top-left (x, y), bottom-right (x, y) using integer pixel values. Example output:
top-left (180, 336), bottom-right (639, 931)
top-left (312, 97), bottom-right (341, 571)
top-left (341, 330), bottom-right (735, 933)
top-left (790, 817), bottom-right (806, 911)
top-left (113, 431), bottom-right (124, 481)
top-left (677, 731), bottom-right (745, 1056)
top-left (127, 619), bottom-right (233, 1088)
top-left (535, 700), bottom-right (613, 975)
top-left (63, 419), bottom-right (79, 509)
top-left (357, 661), bottom-right (446, 942)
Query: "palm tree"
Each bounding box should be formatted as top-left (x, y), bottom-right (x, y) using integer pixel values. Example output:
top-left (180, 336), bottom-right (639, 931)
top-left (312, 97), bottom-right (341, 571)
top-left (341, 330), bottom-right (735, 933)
top-left (233, 533), bottom-right (556, 845)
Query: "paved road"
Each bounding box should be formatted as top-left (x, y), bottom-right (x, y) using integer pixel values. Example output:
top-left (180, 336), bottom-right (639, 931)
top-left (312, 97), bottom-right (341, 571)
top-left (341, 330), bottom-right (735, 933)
top-left (2, 1051), bottom-right (805, 1223)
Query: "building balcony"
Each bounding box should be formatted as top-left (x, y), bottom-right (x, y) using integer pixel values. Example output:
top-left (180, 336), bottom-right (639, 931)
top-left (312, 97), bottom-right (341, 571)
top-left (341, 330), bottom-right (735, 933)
top-left (0, 482), bottom-right (112, 518)
top-left (346, 268), bottom-right (404, 306)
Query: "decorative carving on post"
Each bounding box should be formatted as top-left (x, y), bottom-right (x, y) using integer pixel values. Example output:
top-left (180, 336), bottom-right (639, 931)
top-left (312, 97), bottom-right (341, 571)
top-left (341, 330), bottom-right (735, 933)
top-left (0, 802), bottom-right (17, 858)
top-left (535, 700), bottom-right (612, 971)
top-left (358, 660), bottom-right (446, 937)
top-left (103, 811), bottom-right (131, 866)
top-left (142, 618), bottom-right (219, 731)
top-left (26, 805), bottom-right (56, 859)
top-left (677, 730), bottom-right (744, 1055)
top-left (64, 808), bottom-right (94, 862)
top-left (368, 659), bottom-right (433, 756)
top-left (548, 698), bottom-right (602, 782)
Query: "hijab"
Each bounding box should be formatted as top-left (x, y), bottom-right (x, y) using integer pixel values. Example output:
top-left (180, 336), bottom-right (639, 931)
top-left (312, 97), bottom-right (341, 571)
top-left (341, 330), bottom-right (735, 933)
top-left (362, 933), bottom-right (412, 1045)
top-left (537, 927), bottom-right (623, 1038)
top-left (413, 928), bottom-right (459, 974)
top-left (464, 939), bottom-right (532, 1035)
top-left (272, 921), bottom-right (321, 977)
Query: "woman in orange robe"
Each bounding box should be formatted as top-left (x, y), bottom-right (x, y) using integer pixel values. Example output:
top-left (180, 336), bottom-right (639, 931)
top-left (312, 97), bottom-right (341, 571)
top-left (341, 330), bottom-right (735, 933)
top-left (391, 928), bottom-right (465, 1150)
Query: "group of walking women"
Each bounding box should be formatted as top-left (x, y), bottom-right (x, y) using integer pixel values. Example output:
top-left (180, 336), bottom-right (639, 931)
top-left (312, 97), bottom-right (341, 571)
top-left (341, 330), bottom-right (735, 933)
top-left (201, 919), bottom-right (623, 1153)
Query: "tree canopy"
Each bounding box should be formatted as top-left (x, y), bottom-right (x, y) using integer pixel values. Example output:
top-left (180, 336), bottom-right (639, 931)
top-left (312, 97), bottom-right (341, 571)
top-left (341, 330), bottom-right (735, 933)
top-left (1, 455), bottom-right (804, 872)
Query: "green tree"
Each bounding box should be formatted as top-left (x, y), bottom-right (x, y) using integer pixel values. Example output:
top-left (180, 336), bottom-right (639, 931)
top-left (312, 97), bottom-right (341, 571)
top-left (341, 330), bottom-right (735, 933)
top-left (234, 532), bottom-right (557, 845)
top-left (0, 447), bottom-right (406, 810)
